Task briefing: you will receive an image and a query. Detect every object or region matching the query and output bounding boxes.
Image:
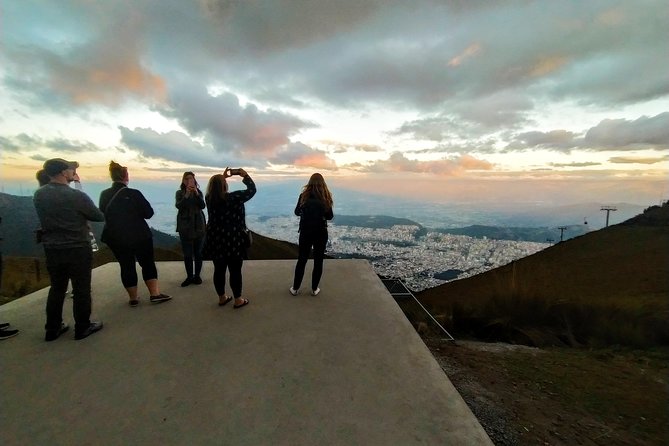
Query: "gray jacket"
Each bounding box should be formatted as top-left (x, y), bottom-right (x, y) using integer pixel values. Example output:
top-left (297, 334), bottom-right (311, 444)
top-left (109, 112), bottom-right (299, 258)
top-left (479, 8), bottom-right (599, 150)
top-left (33, 183), bottom-right (105, 249)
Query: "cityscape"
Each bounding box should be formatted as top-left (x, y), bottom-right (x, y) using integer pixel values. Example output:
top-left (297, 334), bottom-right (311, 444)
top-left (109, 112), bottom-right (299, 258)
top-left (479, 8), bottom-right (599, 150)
top-left (246, 215), bottom-right (548, 291)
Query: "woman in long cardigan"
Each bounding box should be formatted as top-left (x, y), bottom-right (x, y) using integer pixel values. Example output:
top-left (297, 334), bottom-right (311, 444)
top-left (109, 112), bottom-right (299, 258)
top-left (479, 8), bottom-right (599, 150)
top-left (202, 168), bottom-right (256, 309)
top-left (175, 172), bottom-right (206, 287)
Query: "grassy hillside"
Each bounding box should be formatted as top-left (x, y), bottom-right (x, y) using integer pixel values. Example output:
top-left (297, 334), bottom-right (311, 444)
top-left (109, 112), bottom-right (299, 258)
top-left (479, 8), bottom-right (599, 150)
top-left (417, 203), bottom-right (669, 347)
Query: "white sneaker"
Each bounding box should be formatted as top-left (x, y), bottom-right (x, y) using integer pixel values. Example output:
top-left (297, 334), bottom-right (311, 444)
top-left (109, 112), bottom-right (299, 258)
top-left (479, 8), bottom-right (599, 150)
top-left (289, 287), bottom-right (298, 296)
top-left (311, 288), bottom-right (320, 296)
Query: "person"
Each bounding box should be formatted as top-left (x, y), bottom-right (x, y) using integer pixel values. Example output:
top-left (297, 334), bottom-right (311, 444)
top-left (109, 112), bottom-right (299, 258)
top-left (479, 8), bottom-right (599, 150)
top-left (99, 161), bottom-right (171, 307)
top-left (175, 172), bottom-right (206, 287)
top-left (289, 173), bottom-right (334, 297)
top-left (0, 216), bottom-right (20, 340)
top-left (33, 158), bottom-right (105, 341)
top-left (202, 168), bottom-right (256, 309)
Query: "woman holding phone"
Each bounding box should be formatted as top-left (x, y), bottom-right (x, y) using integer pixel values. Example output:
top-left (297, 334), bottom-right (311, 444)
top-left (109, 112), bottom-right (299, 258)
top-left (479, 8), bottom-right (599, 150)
top-left (175, 172), bottom-right (206, 287)
top-left (203, 168), bottom-right (256, 309)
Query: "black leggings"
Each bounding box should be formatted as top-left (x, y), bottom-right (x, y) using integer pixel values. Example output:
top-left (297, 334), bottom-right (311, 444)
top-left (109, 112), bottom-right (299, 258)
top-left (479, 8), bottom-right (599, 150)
top-left (180, 235), bottom-right (204, 278)
top-left (213, 258), bottom-right (243, 298)
top-left (110, 238), bottom-right (158, 288)
top-left (293, 229), bottom-right (328, 291)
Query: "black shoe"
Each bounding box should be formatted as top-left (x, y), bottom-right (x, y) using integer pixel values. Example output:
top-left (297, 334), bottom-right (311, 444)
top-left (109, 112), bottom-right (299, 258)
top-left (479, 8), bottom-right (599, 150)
top-left (150, 294), bottom-right (172, 304)
top-left (192, 276), bottom-right (202, 285)
top-left (74, 321), bottom-right (103, 340)
top-left (180, 277), bottom-right (192, 287)
top-left (45, 323), bottom-right (69, 342)
top-left (0, 328), bottom-right (19, 340)
top-left (0, 322), bottom-right (10, 329)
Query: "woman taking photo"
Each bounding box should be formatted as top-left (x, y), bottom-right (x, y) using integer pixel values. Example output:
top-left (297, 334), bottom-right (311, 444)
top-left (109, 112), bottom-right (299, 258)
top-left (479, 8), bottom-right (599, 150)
top-left (99, 161), bottom-right (171, 307)
top-left (175, 172), bottom-right (206, 287)
top-left (203, 168), bottom-right (256, 309)
top-left (289, 173), bottom-right (334, 297)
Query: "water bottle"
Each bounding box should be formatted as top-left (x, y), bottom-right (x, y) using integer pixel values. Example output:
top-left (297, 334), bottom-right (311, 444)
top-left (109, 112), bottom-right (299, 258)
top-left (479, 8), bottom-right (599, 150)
top-left (90, 232), bottom-right (99, 252)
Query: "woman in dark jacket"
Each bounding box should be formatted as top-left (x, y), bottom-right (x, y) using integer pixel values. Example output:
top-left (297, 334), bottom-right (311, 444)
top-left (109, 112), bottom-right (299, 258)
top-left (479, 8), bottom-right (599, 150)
top-left (99, 161), bottom-right (171, 307)
top-left (289, 173), bottom-right (334, 297)
top-left (202, 168), bottom-right (256, 309)
top-left (175, 172), bottom-right (206, 287)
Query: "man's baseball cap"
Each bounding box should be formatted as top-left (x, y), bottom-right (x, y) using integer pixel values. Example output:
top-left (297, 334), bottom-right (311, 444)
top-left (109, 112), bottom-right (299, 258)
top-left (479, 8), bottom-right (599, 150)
top-left (43, 158), bottom-right (79, 177)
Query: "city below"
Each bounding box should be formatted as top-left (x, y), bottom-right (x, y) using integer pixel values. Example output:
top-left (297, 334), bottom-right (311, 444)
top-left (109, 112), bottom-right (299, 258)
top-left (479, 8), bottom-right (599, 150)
top-left (246, 215), bottom-right (547, 292)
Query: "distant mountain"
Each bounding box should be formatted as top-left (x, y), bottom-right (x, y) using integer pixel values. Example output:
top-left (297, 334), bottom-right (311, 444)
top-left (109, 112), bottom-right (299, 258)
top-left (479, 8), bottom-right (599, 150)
top-left (0, 192), bottom-right (180, 257)
top-left (434, 224), bottom-right (588, 242)
top-left (416, 202), bottom-right (669, 347)
top-left (332, 214), bottom-right (424, 229)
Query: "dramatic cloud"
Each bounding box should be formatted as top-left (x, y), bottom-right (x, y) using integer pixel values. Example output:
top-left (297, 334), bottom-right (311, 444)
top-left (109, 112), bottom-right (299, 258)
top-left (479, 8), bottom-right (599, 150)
top-left (160, 86), bottom-right (315, 157)
top-left (1, 134), bottom-right (102, 154)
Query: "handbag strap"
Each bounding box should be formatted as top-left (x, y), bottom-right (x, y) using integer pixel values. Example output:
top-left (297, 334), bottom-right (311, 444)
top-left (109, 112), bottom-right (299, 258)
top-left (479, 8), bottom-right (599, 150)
top-left (104, 187), bottom-right (127, 215)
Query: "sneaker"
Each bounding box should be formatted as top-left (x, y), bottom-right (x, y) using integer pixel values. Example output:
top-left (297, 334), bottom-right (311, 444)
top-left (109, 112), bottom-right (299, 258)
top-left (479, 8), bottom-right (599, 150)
top-left (45, 323), bottom-right (69, 342)
top-left (0, 322), bottom-right (10, 329)
top-left (150, 294), bottom-right (172, 304)
top-left (0, 328), bottom-right (19, 340)
top-left (180, 278), bottom-right (192, 287)
top-left (311, 288), bottom-right (321, 296)
top-left (129, 299), bottom-right (139, 307)
top-left (74, 321), bottom-right (103, 340)
top-left (289, 287), bottom-right (298, 296)
top-left (192, 276), bottom-right (202, 285)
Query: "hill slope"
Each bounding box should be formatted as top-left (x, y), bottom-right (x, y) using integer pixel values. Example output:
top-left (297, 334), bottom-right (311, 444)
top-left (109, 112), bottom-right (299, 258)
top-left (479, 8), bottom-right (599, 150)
top-left (417, 202), bottom-right (669, 347)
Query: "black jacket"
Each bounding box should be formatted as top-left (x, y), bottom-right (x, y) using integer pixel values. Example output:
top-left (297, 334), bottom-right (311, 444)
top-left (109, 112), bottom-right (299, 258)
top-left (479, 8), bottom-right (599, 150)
top-left (294, 193), bottom-right (333, 233)
top-left (99, 182), bottom-right (153, 247)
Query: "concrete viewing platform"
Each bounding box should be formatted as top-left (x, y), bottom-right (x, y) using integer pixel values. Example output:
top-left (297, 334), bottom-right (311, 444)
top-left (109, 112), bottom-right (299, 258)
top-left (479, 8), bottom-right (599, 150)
top-left (1, 259), bottom-right (491, 445)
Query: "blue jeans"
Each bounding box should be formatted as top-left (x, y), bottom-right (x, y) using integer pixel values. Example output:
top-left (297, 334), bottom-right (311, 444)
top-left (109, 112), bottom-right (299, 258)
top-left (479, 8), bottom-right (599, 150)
top-left (180, 235), bottom-right (204, 278)
top-left (44, 246), bottom-right (93, 334)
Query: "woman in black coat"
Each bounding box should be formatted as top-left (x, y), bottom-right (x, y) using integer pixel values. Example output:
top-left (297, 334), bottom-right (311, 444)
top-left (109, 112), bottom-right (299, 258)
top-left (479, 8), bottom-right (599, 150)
top-left (175, 172), bottom-right (206, 287)
top-left (99, 161), bottom-right (171, 307)
top-left (289, 173), bottom-right (334, 297)
top-left (202, 168), bottom-right (256, 309)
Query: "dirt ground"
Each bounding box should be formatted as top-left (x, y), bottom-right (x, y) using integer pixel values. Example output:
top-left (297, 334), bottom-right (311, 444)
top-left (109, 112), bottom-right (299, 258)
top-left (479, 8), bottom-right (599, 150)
top-left (422, 337), bottom-right (669, 446)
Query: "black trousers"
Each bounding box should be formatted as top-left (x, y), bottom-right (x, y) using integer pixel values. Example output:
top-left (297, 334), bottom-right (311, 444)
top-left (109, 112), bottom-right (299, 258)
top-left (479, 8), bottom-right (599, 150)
top-left (44, 246), bottom-right (92, 334)
top-left (293, 229), bottom-right (328, 291)
top-left (213, 258), bottom-right (243, 298)
top-left (180, 235), bottom-right (204, 278)
top-left (109, 238), bottom-right (158, 288)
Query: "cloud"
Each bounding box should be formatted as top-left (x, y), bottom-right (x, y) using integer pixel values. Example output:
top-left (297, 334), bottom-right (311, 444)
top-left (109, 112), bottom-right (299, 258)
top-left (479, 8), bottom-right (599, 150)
top-left (549, 161), bottom-right (601, 168)
top-left (584, 112), bottom-right (669, 149)
top-left (119, 126), bottom-right (248, 168)
top-left (609, 155), bottom-right (669, 165)
top-left (506, 130), bottom-right (580, 152)
top-left (323, 141), bottom-right (383, 153)
top-left (1, 133), bottom-right (102, 154)
top-left (3, 6), bottom-right (166, 109)
top-left (160, 86), bottom-right (316, 157)
top-left (270, 142), bottom-right (338, 170)
top-left (357, 152), bottom-right (493, 176)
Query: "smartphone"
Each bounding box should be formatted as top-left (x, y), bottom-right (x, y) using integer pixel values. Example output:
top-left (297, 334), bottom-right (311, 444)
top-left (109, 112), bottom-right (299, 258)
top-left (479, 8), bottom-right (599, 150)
top-left (229, 168), bottom-right (241, 175)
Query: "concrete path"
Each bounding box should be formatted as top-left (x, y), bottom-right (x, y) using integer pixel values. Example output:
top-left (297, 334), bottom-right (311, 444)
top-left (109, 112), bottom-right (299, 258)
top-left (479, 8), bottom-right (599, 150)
top-left (1, 259), bottom-right (492, 445)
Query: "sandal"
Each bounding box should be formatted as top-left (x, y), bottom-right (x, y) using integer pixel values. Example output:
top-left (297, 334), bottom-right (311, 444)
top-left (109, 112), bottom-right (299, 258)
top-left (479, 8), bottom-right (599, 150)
top-left (218, 296), bottom-right (233, 307)
top-left (233, 298), bottom-right (249, 309)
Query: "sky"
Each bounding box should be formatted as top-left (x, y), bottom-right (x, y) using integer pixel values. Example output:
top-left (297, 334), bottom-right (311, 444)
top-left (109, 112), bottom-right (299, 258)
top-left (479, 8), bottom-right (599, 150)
top-left (1, 0), bottom-right (668, 207)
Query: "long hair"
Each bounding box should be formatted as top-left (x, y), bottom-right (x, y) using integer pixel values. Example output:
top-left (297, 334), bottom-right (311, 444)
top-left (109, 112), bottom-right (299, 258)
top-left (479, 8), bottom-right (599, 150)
top-left (299, 173), bottom-right (333, 209)
top-left (205, 174), bottom-right (229, 207)
top-left (109, 161), bottom-right (128, 182)
top-left (180, 171), bottom-right (199, 192)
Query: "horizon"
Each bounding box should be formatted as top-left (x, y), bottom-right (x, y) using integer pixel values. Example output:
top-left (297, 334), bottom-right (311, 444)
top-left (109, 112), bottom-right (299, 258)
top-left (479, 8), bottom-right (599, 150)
top-left (1, 1), bottom-right (668, 205)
